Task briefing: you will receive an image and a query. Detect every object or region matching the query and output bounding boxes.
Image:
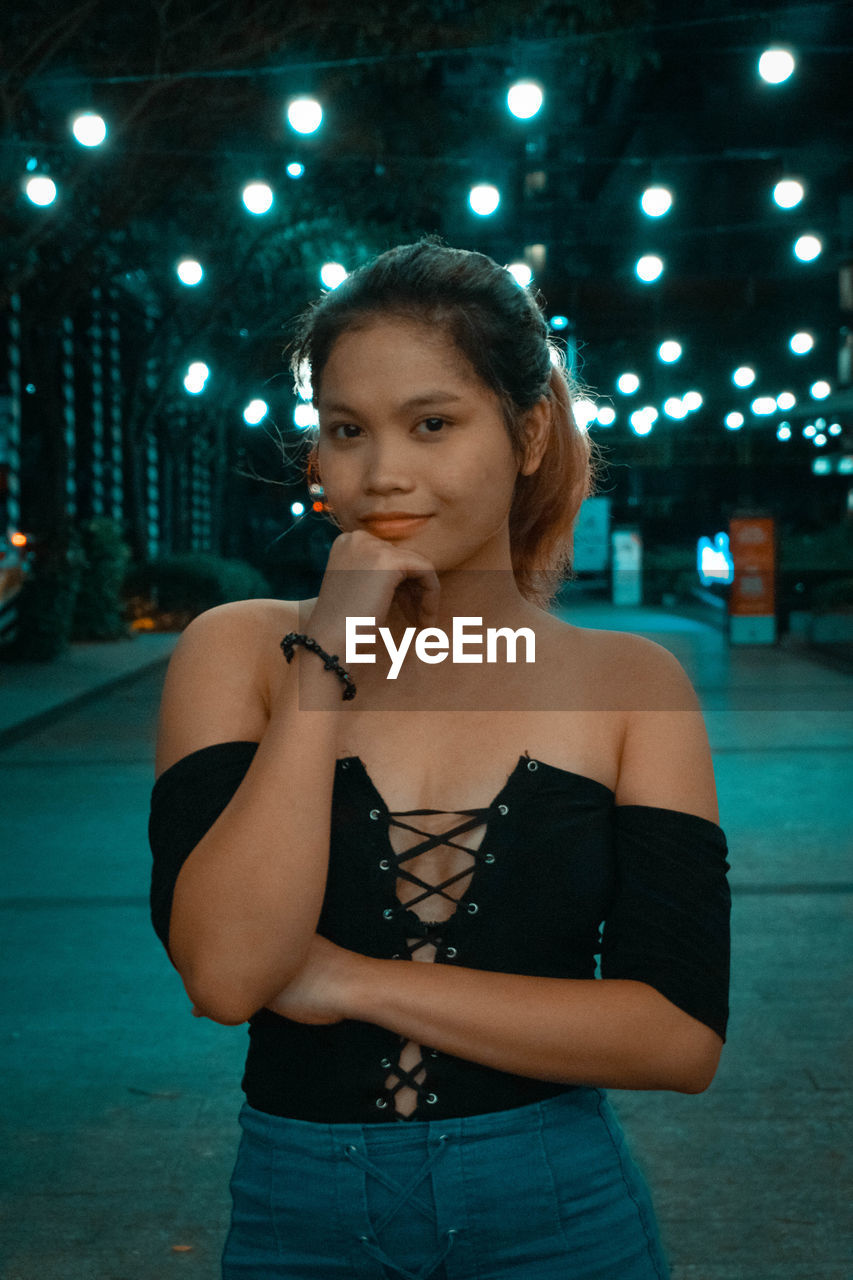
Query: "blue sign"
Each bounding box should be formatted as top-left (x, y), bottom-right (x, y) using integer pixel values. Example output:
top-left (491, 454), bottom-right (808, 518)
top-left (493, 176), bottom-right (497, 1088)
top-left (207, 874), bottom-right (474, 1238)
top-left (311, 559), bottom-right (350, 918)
top-left (697, 532), bottom-right (734, 585)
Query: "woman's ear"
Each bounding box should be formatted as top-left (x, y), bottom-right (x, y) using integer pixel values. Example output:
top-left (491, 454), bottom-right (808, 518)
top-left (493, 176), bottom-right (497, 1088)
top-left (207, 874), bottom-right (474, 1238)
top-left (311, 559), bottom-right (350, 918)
top-left (519, 397), bottom-right (552, 477)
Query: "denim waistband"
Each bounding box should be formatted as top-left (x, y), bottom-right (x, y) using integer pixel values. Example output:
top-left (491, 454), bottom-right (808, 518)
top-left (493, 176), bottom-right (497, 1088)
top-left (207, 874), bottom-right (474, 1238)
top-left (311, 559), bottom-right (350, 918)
top-left (235, 1085), bottom-right (606, 1155)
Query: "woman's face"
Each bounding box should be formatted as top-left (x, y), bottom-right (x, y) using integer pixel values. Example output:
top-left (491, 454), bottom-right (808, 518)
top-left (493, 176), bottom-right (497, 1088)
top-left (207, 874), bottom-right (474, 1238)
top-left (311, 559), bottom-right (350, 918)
top-left (315, 315), bottom-right (543, 574)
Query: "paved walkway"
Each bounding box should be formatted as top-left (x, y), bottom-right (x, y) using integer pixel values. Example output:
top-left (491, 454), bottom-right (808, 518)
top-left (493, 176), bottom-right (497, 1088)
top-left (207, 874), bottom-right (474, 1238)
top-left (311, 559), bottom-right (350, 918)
top-left (1, 601), bottom-right (850, 1278)
top-left (0, 631), bottom-right (179, 745)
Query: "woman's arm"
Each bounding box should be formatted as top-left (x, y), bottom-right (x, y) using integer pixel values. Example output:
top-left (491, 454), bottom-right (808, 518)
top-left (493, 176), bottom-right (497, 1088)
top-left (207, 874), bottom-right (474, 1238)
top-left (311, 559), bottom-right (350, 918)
top-left (155, 602), bottom-right (348, 1025)
top-left (345, 958), bottom-right (722, 1093)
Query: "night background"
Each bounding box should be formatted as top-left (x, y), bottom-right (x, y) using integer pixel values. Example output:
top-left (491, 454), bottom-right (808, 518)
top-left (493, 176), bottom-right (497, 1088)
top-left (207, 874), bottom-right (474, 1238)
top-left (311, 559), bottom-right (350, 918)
top-left (1, 6), bottom-right (852, 1278)
top-left (2, 0), bottom-right (852, 644)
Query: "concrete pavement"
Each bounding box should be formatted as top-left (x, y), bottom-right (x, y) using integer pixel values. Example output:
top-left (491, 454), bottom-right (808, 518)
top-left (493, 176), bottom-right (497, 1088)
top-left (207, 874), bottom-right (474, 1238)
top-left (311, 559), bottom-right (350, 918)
top-left (1, 601), bottom-right (851, 1279)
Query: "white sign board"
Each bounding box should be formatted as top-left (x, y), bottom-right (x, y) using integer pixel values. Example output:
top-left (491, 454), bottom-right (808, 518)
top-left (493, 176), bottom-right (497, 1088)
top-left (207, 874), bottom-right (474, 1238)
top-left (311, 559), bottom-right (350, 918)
top-left (572, 496), bottom-right (611, 572)
top-left (611, 528), bottom-right (642, 606)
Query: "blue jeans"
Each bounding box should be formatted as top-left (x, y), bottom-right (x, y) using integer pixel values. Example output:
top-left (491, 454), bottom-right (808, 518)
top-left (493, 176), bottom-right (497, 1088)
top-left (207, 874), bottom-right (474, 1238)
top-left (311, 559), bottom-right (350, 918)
top-left (221, 1087), bottom-right (671, 1279)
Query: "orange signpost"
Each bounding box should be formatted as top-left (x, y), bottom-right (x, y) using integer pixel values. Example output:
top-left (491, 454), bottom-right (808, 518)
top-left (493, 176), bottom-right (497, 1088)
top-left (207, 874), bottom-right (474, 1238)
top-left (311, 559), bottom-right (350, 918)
top-left (728, 515), bottom-right (777, 644)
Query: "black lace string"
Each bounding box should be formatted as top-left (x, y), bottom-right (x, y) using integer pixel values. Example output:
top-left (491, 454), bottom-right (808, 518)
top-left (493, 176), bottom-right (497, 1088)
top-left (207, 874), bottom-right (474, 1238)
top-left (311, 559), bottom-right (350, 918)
top-left (382, 806), bottom-right (491, 1118)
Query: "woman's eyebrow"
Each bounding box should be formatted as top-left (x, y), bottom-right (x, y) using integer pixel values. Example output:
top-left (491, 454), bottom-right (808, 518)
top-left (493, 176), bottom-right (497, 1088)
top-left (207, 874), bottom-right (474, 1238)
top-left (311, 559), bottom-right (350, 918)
top-left (319, 390), bottom-right (465, 414)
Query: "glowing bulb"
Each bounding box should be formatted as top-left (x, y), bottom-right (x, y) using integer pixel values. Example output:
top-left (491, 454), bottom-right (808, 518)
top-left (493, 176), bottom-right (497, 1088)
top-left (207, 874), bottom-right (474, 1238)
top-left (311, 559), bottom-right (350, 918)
top-left (320, 262), bottom-right (347, 289)
top-left (790, 331), bottom-right (814, 354)
top-left (184, 361), bottom-right (209, 395)
top-left (794, 235), bottom-right (822, 262)
top-left (287, 98), bottom-right (322, 134)
top-left (640, 187), bottom-right (673, 217)
top-left (810, 380), bottom-right (830, 399)
top-left (725, 412), bottom-right (744, 430)
top-left (636, 255), bottom-right (664, 282)
top-left (682, 391), bottom-right (703, 411)
top-left (617, 373), bottom-right (640, 395)
top-left (72, 113), bottom-right (107, 147)
top-left (294, 404), bottom-right (319, 428)
top-left (507, 82), bottom-right (543, 119)
top-left (776, 391), bottom-right (796, 411)
top-left (469, 184), bottom-right (500, 216)
top-left (243, 399), bottom-right (268, 425)
top-left (733, 366), bottom-right (756, 387)
top-left (572, 399), bottom-right (598, 431)
top-left (176, 259), bottom-right (203, 286)
top-left (242, 182), bottom-right (273, 214)
top-left (25, 176), bottom-right (57, 206)
top-left (664, 397), bottom-right (687, 419)
top-left (658, 340), bottom-right (682, 364)
top-left (630, 408), bottom-right (656, 435)
top-left (758, 49), bottom-right (795, 84)
top-left (773, 179), bottom-right (804, 209)
top-left (596, 406), bottom-right (616, 426)
top-left (507, 262), bottom-right (533, 287)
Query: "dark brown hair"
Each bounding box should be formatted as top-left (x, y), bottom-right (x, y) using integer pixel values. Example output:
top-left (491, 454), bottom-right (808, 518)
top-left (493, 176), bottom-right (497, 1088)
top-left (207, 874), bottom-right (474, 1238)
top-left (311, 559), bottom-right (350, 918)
top-left (287, 235), bottom-right (599, 608)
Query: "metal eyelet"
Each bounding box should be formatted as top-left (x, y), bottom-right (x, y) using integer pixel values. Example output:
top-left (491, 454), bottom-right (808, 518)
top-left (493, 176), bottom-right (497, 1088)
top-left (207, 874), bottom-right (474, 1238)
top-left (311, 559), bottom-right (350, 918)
top-left (484, 853), bottom-right (495, 864)
top-left (466, 902), bottom-right (479, 915)
top-left (379, 859), bottom-right (391, 870)
top-left (341, 760), bottom-right (350, 769)
top-left (380, 1057), bottom-right (392, 1069)
top-left (430, 1049), bottom-right (440, 1059)
top-left (369, 808), bottom-right (381, 820)
top-left (444, 946), bottom-right (458, 959)
top-left (527, 759), bottom-right (538, 770)
top-left (346, 1144), bottom-right (357, 1153)
top-left (497, 803), bottom-right (508, 815)
top-left (375, 1097), bottom-right (388, 1109)
top-left (426, 1092), bottom-right (438, 1104)
top-left (383, 908), bottom-right (395, 920)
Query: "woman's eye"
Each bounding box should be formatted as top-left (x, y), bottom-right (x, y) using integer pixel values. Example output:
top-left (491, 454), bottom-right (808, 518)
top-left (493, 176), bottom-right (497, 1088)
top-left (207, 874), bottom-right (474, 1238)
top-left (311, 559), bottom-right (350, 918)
top-left (418, 417), bottom-right (447, 434)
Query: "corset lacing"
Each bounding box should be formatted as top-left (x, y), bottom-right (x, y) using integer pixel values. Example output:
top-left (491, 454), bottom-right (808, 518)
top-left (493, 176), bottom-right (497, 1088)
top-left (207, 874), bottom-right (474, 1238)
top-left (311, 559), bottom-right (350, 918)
top-left (379, 805), bottom-right (494, 1121)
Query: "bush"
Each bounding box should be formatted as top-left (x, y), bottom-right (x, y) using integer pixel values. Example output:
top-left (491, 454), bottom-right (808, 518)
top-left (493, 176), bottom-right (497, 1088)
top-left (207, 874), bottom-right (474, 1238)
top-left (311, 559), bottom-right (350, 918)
top-left (1, 521), bottom-right (87, 661)
top-left (641, 544), bottom-right (697, 604)
top-left (72, 517), bottom-right (134, 641)
top-left (779, 522), bottom-right (853, 573)
top-left (124, 552), bottom-right (272, 630)
top-left (811, 577), bottom-right (853, 611)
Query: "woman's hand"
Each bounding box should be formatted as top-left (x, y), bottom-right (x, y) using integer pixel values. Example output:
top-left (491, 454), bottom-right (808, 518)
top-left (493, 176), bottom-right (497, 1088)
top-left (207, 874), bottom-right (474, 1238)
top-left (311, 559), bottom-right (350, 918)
top-left (262, 934), bottom-right (370, 1024)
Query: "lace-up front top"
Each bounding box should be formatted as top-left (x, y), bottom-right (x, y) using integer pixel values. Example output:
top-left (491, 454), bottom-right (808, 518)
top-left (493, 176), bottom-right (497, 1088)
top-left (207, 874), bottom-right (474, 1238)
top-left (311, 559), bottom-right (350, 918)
top-left (149, 740), bottom-right (731, 1124)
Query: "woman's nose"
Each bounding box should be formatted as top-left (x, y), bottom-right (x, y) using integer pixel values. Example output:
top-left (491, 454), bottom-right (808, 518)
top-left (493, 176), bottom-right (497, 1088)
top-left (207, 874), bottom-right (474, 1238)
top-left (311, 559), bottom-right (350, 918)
top-left (362, 441), bottom-right (416, 492)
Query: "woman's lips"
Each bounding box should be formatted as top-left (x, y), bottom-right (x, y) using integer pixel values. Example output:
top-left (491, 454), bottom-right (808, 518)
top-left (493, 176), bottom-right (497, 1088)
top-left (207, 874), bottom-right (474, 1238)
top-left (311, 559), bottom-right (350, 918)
top-left (361, 515), bottom-right (432, 538)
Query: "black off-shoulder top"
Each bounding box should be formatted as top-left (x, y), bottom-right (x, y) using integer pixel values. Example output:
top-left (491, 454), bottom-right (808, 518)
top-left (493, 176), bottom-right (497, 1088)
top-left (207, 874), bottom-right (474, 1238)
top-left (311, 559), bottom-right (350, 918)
top-left (148, 740), bottom-right (731, 1123)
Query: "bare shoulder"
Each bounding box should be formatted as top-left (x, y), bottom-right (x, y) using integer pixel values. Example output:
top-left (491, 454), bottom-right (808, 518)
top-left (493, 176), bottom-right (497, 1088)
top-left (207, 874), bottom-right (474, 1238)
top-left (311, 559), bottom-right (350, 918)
top-left (547, 619), bottom-right (697, 708)
top-left (555, 622), bottom-right (717, 822)
top-left (154, 598), bottom-right (301, 779)
top-left (580, 626), bottom-right (699, 708)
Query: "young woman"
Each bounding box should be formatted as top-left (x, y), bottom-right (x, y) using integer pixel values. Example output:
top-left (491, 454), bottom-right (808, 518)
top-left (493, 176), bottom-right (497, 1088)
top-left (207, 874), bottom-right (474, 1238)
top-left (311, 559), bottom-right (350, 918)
top-left (149, 237), bottom-right (731, 1280)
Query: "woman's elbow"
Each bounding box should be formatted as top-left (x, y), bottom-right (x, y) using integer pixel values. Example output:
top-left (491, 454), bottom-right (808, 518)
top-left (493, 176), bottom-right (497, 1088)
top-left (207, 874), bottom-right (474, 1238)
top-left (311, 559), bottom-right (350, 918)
top-left (671, 1026), bottom-right (724, 1093)
top-left (181, 961), bottom-right (305, 1026)
top-left (180, 975), bottom-right (247, 1025)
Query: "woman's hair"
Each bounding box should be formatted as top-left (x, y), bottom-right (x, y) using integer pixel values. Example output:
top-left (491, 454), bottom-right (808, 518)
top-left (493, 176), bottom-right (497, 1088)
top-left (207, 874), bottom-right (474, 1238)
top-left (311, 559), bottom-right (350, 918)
top-left (287, 234), bottom-right (600, 609)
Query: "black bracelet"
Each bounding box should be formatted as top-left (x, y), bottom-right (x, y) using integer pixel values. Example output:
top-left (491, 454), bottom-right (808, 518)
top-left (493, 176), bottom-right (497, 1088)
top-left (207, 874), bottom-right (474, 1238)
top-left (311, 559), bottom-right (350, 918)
top-left (280, 632), bottom-right (357, 701)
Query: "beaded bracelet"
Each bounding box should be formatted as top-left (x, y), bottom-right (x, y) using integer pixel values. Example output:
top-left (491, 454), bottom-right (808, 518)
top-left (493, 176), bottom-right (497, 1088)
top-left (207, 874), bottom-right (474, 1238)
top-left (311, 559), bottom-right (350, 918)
top-left (280, 632), bottom-right (357, 701)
